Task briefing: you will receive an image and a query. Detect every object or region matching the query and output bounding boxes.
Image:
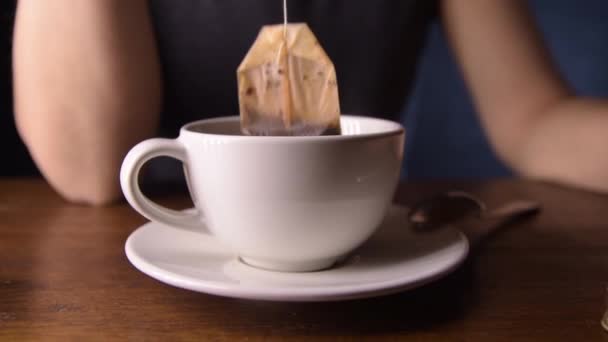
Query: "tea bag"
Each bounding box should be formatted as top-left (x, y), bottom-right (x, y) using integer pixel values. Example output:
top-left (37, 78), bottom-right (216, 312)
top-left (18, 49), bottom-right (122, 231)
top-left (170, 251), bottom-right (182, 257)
top-left (237, 23), bottom-right (341, 136)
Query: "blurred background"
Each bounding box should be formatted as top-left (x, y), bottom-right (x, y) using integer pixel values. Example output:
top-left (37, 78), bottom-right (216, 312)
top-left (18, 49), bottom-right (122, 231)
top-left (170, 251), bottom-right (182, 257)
top-left (2, 0), bottom-right (608, 182)
top-left (1, 1), bottom-right (35, 177)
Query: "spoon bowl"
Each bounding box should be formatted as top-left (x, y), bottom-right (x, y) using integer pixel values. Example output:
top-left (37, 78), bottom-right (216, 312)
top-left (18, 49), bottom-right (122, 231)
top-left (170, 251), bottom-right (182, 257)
top-left (408, 191), bottom-right (540, 232)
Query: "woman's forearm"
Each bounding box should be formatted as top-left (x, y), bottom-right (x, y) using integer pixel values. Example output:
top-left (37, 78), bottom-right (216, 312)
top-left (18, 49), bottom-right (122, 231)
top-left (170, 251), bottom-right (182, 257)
top-left (441, 0), bottom-right (608, 192)
top-left (13, 0), bottom-right (162, 205)
top-left (518, 98), bottom-right (608, 193)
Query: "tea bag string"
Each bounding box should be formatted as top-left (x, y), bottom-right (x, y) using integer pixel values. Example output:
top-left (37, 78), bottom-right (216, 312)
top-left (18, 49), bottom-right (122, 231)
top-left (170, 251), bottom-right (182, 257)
top-left (283, 0), bottom-right (288, 38)
top-left (279, 0), bottom-right (292, 128)
top-left (276, 0), bottom-right (288, 64)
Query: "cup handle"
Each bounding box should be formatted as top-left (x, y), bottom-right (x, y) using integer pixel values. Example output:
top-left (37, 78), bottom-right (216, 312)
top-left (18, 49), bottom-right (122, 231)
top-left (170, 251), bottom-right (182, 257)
top-left (120, 138), bottom-right (203, 229)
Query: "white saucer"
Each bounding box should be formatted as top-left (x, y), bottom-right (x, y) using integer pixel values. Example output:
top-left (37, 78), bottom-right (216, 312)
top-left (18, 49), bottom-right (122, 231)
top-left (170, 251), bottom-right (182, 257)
top-left (125, 205), bottom-right (469, 302)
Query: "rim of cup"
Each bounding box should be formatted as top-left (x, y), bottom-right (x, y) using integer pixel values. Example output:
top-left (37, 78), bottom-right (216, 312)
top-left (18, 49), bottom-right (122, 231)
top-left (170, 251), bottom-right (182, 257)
top-left (181, 115), bottom-right (405, 142)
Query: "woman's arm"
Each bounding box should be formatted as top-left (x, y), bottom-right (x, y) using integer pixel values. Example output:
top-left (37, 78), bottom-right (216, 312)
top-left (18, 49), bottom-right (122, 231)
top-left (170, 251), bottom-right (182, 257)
top-left (13, 0), bottom-right (161, 205)
top-left (443, 0), bottom-right (608, 192)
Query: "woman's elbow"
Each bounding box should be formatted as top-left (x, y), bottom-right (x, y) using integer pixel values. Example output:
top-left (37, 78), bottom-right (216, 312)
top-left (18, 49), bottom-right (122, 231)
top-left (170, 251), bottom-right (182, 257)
top-left (48, 173), bottom-right (123, 206)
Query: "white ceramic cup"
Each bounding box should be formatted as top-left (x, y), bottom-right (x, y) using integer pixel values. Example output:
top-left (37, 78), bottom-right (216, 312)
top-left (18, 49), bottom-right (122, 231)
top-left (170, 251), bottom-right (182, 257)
top-left (120, 116), bottom-right (405, 272)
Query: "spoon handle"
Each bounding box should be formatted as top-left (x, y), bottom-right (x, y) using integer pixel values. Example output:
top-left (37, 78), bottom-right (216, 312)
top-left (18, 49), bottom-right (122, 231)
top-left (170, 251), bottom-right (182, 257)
top-left (464, 201), bottom-right (541, 246)
top-left (481, 200), bottom-right (541, 220)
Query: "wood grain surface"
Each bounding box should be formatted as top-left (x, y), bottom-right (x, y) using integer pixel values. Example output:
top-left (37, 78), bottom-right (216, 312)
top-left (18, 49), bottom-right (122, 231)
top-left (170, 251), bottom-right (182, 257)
top-left (1, 178), bottom-right (608, 341)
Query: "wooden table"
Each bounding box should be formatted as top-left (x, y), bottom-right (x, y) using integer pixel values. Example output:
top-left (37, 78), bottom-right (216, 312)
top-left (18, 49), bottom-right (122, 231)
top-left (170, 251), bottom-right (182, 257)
top-left (2, 178), bottom-right (608, 341)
